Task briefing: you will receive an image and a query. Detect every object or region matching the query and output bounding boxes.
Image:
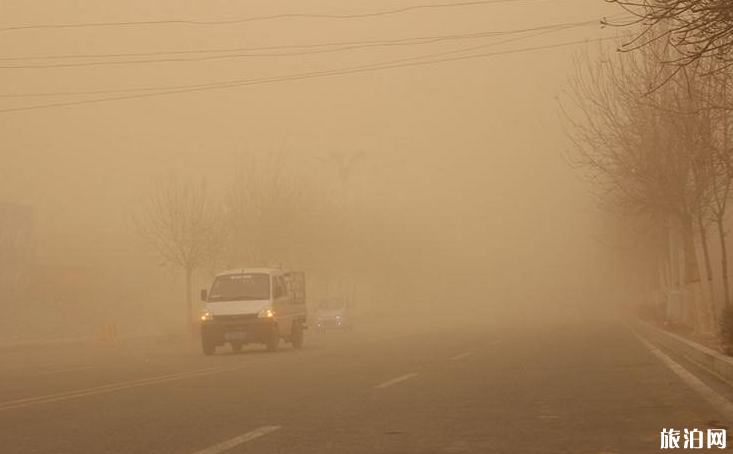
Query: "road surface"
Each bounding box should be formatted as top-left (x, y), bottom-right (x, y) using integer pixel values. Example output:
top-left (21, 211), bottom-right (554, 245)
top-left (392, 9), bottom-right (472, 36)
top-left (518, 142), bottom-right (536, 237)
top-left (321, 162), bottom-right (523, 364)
top-left (1, 314), bottom-right (731, 453)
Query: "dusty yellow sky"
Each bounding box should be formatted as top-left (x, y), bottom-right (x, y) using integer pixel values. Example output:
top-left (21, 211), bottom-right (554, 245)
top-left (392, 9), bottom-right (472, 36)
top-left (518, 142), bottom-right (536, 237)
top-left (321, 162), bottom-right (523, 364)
top-left (0, 1), bottom-right (624, 305)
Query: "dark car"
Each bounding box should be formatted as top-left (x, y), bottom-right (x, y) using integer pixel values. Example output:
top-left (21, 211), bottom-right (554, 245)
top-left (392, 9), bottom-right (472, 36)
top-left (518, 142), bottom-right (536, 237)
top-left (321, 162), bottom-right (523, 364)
top-left (316, 297), bottom-right (353, 332)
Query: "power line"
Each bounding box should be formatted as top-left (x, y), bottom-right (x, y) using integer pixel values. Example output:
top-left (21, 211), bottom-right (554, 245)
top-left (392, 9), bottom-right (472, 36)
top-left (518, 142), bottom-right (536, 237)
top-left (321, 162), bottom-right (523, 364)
top-left (0, 36), bottom-right (616, 114)
top-left (0, 19), bottom-right (603, 69)
top-left (2, 14), bottom-right (628, 63)
top-left (0, 24), bottom-right (595, 99)
top-left (0, 0), bottom-right (558, 34)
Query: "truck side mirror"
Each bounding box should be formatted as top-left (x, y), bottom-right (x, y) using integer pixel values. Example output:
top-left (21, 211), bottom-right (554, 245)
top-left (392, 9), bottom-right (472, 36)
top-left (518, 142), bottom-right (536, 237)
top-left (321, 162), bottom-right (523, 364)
top-left (200, 289), bottom-right (208, 301)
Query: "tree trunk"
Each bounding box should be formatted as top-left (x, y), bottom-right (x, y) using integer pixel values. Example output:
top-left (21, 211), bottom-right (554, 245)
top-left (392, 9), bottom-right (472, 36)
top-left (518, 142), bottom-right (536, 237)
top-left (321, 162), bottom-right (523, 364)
top-left (697, 216), bottom-right (716, 311)
top-left (670, 226), bottom-right (685, 323)
top-left (185, 266), bottom-right (194, 339)
top-left (681, 215), bottom-right (714, 334)
top-left (717, 217), bottom-right (731, 309)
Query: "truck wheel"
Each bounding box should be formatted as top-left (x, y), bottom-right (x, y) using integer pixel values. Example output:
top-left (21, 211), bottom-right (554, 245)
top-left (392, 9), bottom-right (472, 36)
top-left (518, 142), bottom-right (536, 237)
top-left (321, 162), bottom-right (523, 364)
top-left (266, 326), bottom-right (279, 352)
top-left (202, 341), bottom-right (216, 356)
top-left (291, 322), bottom-right (304, 349)
top-left (231, 342), bottom-right (243, 352)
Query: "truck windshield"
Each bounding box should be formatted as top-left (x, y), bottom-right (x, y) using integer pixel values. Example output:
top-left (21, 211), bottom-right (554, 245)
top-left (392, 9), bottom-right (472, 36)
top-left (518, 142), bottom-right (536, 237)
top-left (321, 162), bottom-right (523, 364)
top-left (208, 273), bottom-right (270, 302)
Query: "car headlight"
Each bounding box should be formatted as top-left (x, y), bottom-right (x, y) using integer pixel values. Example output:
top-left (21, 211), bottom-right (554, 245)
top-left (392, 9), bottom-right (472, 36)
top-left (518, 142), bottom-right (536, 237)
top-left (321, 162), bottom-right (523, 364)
top-left (258, 308), bottom-right (275, 319)
top-left (200, 310), bottom-right (214, 322)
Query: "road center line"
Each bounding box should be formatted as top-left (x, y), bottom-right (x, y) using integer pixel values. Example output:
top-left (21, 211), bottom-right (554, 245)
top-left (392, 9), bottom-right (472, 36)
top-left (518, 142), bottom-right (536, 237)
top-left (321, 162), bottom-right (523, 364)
top-left (31, 366), bottom-right (95, 377)
top-left (374, 373), bottom-right (419, 389)
top-left (450, 352), bottom-right (472, 361)
top-left (0, 357), bottom-right (285, 412)
top-left (633, 330), bottom-right (733, 423)
top-left (192, 426), bottom-right (281, 454)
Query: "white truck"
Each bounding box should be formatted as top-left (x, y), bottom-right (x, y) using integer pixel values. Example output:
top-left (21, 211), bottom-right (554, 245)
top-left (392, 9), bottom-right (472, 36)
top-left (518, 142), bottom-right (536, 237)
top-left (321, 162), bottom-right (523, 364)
top-left (199, 268), bottom-right (307, 356)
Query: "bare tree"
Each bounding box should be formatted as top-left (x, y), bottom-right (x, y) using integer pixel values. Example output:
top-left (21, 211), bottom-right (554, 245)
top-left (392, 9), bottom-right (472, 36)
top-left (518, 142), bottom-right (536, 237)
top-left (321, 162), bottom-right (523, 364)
top-left (607, 1), bottom-right (733, 68)
top-left (137, 176), bottom-right (222, 336)
top-left (671, 64), bottom-right (719, 310)
top-left (662, 59), bottom-right (733, 310)
top-left (703, 66), bottom-right (733, 307)
top-left (224, 152), bottom-right (306, 267)
top-left (560, 39), bottom-right (717, 332)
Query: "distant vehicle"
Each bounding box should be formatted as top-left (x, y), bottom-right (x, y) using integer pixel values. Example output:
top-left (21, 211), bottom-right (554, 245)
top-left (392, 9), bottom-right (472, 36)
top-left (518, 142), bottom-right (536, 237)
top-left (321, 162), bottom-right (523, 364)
top-left (316, 297), bottom-right (353, 332)
top-left (199, 268), bottom-right (307, 355)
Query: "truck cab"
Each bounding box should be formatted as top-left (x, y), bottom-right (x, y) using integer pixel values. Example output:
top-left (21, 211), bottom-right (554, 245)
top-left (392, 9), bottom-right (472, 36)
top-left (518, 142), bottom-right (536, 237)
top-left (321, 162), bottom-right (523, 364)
top-left (199, 268), bottom-right (306, 355)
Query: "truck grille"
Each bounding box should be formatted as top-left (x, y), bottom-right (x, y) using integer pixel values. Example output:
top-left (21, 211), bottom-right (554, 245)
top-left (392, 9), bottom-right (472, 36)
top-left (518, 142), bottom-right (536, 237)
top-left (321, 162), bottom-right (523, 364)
top-left (213, 313), bottom-right (258, 322)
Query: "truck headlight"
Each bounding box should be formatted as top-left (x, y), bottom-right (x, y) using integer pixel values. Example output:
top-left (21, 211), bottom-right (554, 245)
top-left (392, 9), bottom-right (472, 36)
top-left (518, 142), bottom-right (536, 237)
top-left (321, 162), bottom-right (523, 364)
top-left (258, 308), bottom-right (275, 319)
top-left (200, 311), bottom-right (214, 322)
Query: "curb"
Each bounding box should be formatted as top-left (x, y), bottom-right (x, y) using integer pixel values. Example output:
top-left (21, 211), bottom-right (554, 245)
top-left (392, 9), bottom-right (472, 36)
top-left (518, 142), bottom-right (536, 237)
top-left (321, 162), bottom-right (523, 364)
top-left (632, 319), bottom-right (733, 387)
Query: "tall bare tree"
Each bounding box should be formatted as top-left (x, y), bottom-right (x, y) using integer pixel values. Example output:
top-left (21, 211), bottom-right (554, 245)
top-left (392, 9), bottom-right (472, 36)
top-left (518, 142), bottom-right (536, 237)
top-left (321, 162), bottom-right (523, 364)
top-left (137, 176), bottom-right (222, 336)
top-left (661, 59), bottom-right (733, 311)
top-left (224, 152), bottom-right (308, 267)
top-left (560, 38), bottom-right (716, 332)
top-left (702, 66), bottom-right (733, 307)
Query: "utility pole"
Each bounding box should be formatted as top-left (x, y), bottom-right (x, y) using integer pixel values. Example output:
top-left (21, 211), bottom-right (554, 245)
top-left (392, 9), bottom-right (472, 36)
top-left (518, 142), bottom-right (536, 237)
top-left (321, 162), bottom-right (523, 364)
top-left (316, 150), bottom-right (365, 301)
top-left (317, 150), bottom-right (365, 210)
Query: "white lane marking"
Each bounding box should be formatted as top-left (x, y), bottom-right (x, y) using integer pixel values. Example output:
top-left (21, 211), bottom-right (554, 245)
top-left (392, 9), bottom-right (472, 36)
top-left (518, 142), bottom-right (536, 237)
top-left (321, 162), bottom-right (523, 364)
top-left (450, 352), bottom-right (472, 361)
top-left (192, 426), bottom-right (281, 454)
top-left (633, 332), bottom-right (733, 422)
top-left (0, 357), bottom-right (285, 412)
top-left (374, 373), bottom-right (419, 389)
top-left (31, 366), bottom-right (95, 377)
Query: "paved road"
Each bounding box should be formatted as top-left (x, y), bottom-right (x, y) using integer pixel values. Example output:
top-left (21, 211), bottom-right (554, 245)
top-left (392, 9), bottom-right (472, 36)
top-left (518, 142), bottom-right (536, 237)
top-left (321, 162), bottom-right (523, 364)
top-left (1, 314), bottom-right (731, 453)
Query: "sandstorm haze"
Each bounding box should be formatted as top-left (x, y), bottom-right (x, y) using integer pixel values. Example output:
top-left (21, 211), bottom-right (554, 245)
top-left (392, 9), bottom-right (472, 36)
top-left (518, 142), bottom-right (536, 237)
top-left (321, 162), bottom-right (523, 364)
top-left (10, 3), bottom-right (733, 453)
top-left (0, 0), bottom-right (623, 340)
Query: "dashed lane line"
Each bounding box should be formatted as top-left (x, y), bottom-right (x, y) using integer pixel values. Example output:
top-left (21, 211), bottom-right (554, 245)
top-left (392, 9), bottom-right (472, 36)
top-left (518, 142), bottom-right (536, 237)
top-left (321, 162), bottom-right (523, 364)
top-left (450, 352), bottom-right (472, 361)
top-left (192, 426), bottom-right (281, 454)
top-left (374, 373), bottom-right (419, 389)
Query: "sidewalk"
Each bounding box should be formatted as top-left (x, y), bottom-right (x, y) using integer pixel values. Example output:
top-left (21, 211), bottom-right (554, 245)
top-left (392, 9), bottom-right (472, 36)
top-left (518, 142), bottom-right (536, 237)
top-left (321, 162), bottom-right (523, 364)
top-left (632, 319), bottom-right (733, 388)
